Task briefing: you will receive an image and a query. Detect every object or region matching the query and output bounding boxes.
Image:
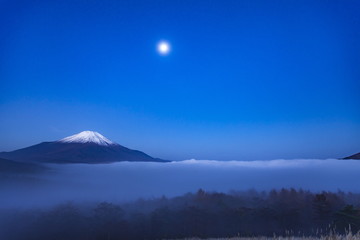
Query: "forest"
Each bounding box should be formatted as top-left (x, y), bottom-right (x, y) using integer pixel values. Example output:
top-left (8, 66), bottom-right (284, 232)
top-left (0, 188), bottom-right (359, 240)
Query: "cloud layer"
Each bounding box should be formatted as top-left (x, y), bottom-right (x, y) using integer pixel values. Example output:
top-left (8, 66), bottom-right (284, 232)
top-left (1, 159), bottom-right (359, 208)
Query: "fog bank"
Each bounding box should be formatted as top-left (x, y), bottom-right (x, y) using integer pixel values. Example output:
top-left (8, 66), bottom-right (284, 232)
top-left (1, 159), bottom-right (359, 208)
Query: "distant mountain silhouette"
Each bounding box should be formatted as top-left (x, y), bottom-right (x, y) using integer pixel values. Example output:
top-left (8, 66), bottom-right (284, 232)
top-left (0, 131), bottom-right (168, 164)
top-left (0, 158), bottom-right (46, 174)
top-left (343, 152), bottom-right (360, 160)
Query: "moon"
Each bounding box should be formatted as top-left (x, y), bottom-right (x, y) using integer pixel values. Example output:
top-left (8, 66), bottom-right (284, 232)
top-left (157, 41), bottom-right (170, 55)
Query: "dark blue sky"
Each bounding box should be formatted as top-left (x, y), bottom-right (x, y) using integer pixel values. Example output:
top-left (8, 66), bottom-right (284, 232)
top-left (1, 0), bottom-right (359, 160)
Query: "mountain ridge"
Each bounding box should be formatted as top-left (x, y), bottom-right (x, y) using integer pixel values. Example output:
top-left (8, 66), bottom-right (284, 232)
top-left (343, 152), bottom-right (360, 160)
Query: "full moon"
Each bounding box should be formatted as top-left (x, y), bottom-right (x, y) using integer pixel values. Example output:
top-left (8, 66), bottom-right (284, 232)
top-left (157, 41), bottom-right (170, 55)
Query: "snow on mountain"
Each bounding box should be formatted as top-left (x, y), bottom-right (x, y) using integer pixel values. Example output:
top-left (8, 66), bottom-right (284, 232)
top-left (58, 131), bottom-right (117, 146)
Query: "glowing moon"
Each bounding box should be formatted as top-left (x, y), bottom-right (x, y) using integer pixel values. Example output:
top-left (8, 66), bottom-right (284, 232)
top-left (157, 41), bottom-right (170, 55)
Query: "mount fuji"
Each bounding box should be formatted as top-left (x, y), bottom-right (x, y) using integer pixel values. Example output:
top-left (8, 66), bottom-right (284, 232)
top-left (0, 131), bottom-right (168, 163)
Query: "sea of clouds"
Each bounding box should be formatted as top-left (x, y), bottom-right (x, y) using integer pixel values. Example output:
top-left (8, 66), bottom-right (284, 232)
top-left (1, 159), bottom-right (359, 208)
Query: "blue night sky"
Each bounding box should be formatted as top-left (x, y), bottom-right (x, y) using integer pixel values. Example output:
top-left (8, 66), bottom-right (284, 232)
top-left (0, 0), bottom-right (359, 160)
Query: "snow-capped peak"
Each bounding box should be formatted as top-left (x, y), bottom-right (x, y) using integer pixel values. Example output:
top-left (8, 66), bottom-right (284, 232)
top-left (58, 131), bottom-right (117, 146)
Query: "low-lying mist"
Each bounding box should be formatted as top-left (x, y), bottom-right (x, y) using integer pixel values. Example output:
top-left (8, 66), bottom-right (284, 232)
top-left (1, 159), bottom-right (359, 208)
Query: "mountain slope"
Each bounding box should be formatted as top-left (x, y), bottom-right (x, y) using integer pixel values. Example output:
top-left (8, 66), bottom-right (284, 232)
top-left (0, 131), bottom-right (168, 163)
top-left (0, 158), bottom-right (46, 174)
top-left (343, 152), bottom-right (360, 160)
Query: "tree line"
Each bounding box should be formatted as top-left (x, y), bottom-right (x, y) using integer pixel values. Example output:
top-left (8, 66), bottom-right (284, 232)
top-left (0, 188), bottom-right (359, 240)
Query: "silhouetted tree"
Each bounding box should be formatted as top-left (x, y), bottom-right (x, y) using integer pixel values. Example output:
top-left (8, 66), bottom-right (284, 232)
top-left (92, 202), bottom-right (127, 240)
top-left (1, 189), bottom-right (360, 240)
top-left (334, 205), bottom-right (360, 233)
top-left (312, 193), bottom-right (333, 229)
